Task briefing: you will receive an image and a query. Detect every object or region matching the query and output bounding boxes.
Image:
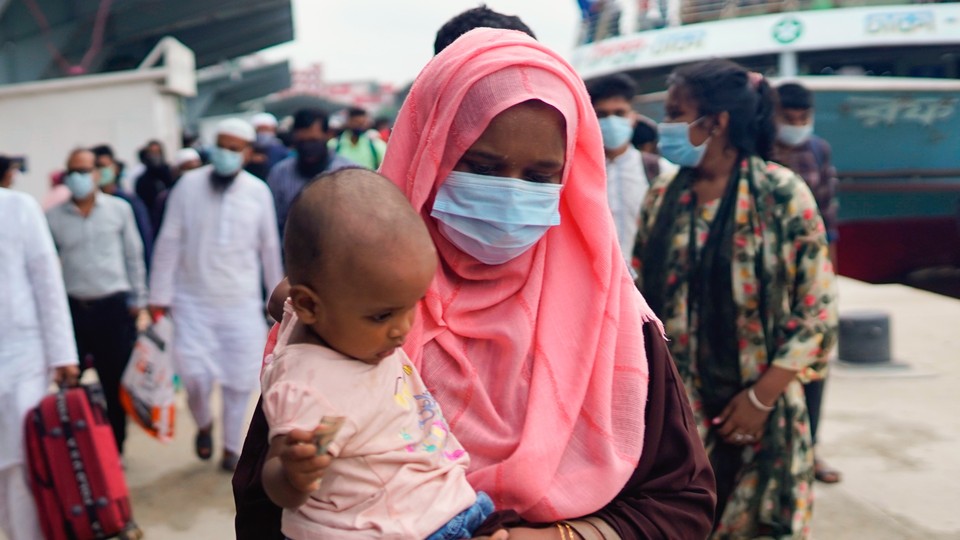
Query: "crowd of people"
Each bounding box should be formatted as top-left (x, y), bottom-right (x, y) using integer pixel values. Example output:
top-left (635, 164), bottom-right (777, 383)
top-left (0, 5), bottom-right (845, 540)
top-left (0, 104), bottom-right (387, 538)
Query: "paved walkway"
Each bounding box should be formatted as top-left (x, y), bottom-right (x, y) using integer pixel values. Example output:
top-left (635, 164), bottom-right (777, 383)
top-left (812, 278), bottom-right (960, 539)
top-left (5, 277), bottom-right (958, 539)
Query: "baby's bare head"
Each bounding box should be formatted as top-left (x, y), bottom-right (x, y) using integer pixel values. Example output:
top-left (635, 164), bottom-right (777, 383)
top-left (284, 168), bottom-right (436, 292)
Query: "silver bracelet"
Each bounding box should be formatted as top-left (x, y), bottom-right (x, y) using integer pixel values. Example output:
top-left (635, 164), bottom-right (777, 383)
top-left (747, 387), bottom-right (775, 412)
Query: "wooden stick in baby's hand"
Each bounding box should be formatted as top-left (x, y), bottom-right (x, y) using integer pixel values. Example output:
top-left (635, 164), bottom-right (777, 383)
top-left (313, 416), bottom-right (345, 455)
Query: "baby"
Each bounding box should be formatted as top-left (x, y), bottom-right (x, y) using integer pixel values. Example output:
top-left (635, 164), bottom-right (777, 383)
top-left (260, 169), bottom-right (492, 539)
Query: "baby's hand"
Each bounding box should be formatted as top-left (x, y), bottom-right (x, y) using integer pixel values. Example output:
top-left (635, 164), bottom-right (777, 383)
top-left (279, 429), bottom-right (332, 493)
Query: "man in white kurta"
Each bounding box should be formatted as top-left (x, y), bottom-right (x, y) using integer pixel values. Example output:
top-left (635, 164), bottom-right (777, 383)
top-left (605, 144), bottom-right (648, 265)
top-left (149, 119), bottom-right (283, 471)
top-left (588, 74), bottom-right (649, 273)
top-left (0, 187), bottom-right (79, 539)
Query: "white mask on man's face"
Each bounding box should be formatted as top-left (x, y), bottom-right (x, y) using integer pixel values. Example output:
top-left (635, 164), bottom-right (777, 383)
top-left (777, 122), bottom-right (814, 147)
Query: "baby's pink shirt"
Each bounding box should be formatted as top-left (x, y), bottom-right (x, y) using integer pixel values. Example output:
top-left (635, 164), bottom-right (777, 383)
top-left (261, 305), bottom-right (475, 539)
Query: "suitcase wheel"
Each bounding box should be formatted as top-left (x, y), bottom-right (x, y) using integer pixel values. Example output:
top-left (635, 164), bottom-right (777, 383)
top-left (118, 522), bottom-right (144, 540)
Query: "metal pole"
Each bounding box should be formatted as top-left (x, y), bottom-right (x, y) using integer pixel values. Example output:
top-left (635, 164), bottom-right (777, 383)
top-left (779, 50), bottom-right (799, 77)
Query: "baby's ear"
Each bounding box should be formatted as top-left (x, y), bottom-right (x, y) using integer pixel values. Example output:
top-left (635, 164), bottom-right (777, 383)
top-left (289, 285), bottom-right (323, 325)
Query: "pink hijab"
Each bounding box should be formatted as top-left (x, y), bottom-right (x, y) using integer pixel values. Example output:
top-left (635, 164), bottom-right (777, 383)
top-left (381, 28), bottom-right (659, 522)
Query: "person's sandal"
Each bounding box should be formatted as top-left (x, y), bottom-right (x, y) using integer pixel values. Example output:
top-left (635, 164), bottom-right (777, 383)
top-left (814, 458), bottom-right (842, 483)
top-left (195, 425), bottom-right (213, 461)
top-left (221, 450), bottom-right (239, 472)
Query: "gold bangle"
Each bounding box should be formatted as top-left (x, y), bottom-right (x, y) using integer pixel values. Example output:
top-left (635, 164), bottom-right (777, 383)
top-left (557, 521), bottom-right (579, 540)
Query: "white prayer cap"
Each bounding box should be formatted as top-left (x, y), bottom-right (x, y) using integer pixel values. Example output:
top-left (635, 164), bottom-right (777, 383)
top-left (175, 148), bottom-right (201, 166)
top-left (216, 117), bottom-right (256, 143)
top-left (251, 112), bottom-right (278, 128)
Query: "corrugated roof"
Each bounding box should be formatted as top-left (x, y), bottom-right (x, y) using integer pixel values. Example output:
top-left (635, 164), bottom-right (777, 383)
top-left (0, 0), bottom-right (293, 84)
top-left (185, 60), bottom-right (292, 124)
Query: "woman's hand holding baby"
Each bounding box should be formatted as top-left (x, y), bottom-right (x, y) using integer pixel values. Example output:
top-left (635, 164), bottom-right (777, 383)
top-left (263, 428), bottom-right (332, 509)
top-left (474, 527), bottom-right (580, 539)
top-left (473, 530), bottom-right (510, 540)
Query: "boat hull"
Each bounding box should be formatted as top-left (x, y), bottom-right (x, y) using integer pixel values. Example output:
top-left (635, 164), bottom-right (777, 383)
top-left (634, 77), bottom-right (960, 284)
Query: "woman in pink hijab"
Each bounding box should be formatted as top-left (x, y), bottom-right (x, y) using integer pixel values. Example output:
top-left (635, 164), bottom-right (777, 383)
top-left (235, 29), bottom-right (714, 539)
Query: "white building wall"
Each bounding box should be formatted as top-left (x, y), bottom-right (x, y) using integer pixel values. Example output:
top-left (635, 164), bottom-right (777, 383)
top-left (0, 38), bottom-right (196, 202)
top-left (0, 73), bottom-right (182, 201)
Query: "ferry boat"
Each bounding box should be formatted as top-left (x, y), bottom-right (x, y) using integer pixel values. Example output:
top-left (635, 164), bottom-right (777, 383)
top-left (571, 1), bottom-right (960, 285)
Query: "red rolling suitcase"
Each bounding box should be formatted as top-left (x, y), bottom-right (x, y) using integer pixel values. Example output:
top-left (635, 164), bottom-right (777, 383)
top-left (24, 384), bottom-right (143, 540)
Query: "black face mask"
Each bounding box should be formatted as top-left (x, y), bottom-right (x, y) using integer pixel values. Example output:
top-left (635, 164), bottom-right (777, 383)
top-left (295, 140), bottom-right (329, 179)
top-left (350, 128), bottom-right (366, 138)
top-left (245, 162), bottom-right (270, 181)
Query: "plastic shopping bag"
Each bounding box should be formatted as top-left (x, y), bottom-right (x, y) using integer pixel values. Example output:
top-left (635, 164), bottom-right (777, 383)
top-left (120, 316), bottom-right (176, 441)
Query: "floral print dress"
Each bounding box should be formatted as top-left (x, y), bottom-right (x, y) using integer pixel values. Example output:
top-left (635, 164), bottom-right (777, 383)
top-left (635, 157), bottom-right (838, 539)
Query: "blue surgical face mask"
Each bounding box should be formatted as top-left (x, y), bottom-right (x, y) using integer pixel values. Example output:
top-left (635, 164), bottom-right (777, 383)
top-left (99, 166), bottom-right (116, 187)
top-left (65, 172), bottom-right (95, 199)
top-left (598, 115), bottom-right (633, 150)
top-left (430, 171), bottom-right (562, 265)
top-left (211, 146), bottom-right (244, 176)
top-left (658, 119), bottom-right (709, 167)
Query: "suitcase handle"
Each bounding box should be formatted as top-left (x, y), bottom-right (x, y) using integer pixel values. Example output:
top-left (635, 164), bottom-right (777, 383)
top-left (57, 378), bottom-right (81, 390)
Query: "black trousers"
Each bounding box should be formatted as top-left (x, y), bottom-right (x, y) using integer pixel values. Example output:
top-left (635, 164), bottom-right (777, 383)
top-left (803, 378), bottom-right (827, 447)
top-left (69, 292), bottom-right (136, 454)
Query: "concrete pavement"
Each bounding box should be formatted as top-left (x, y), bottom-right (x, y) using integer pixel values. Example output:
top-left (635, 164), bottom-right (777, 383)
top-left (5, 277), bottom-right (958, 539)
top-left (811, 278), bottom-right (960, 539)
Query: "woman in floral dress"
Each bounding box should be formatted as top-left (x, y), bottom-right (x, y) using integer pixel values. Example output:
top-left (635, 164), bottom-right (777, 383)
top-left (634, 59), bottom-right (838, 539)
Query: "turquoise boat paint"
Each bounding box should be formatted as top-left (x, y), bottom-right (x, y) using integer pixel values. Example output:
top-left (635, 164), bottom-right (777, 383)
top-left (632, 77), bottom-right (960, 282)
top-left (577, 3), bottom-right (960, 285)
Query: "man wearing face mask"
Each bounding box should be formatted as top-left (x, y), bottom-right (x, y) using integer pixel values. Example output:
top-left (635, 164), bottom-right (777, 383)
top-left (251, 112), bottom-right (290, 172)
top-left (93, 145), bottom-right (154, 268)
top-left (134, 140), bottom-right (175, 233)
top-left (773, 81), bottom-right (842, 486)
top-left (45, 148), bottom-right (149, 456)
top-left (149, 118), bottom-right (283, 472)
top-left (588, 74), bottom-right (649, 271)
top-left (328, 107), bottom-right (386, 170)
top-left (267, 108), bottom-right (355, 243)
top-left (773, 83), bottom-right (839, 270)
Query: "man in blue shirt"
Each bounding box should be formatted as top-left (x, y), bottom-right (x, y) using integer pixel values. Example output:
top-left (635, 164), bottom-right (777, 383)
top-left (93, 145), bottom-right (154, 269)
top-left (267, 109), bottom-right (354, 242)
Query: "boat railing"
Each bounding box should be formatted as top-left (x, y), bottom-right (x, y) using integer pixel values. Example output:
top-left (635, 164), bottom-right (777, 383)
top-left (578, 0), bottom-right (958, 44)
top-left (840, 169), bottom-right (960, 182)
top-left (680, 0), bottom-right (800, 25)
